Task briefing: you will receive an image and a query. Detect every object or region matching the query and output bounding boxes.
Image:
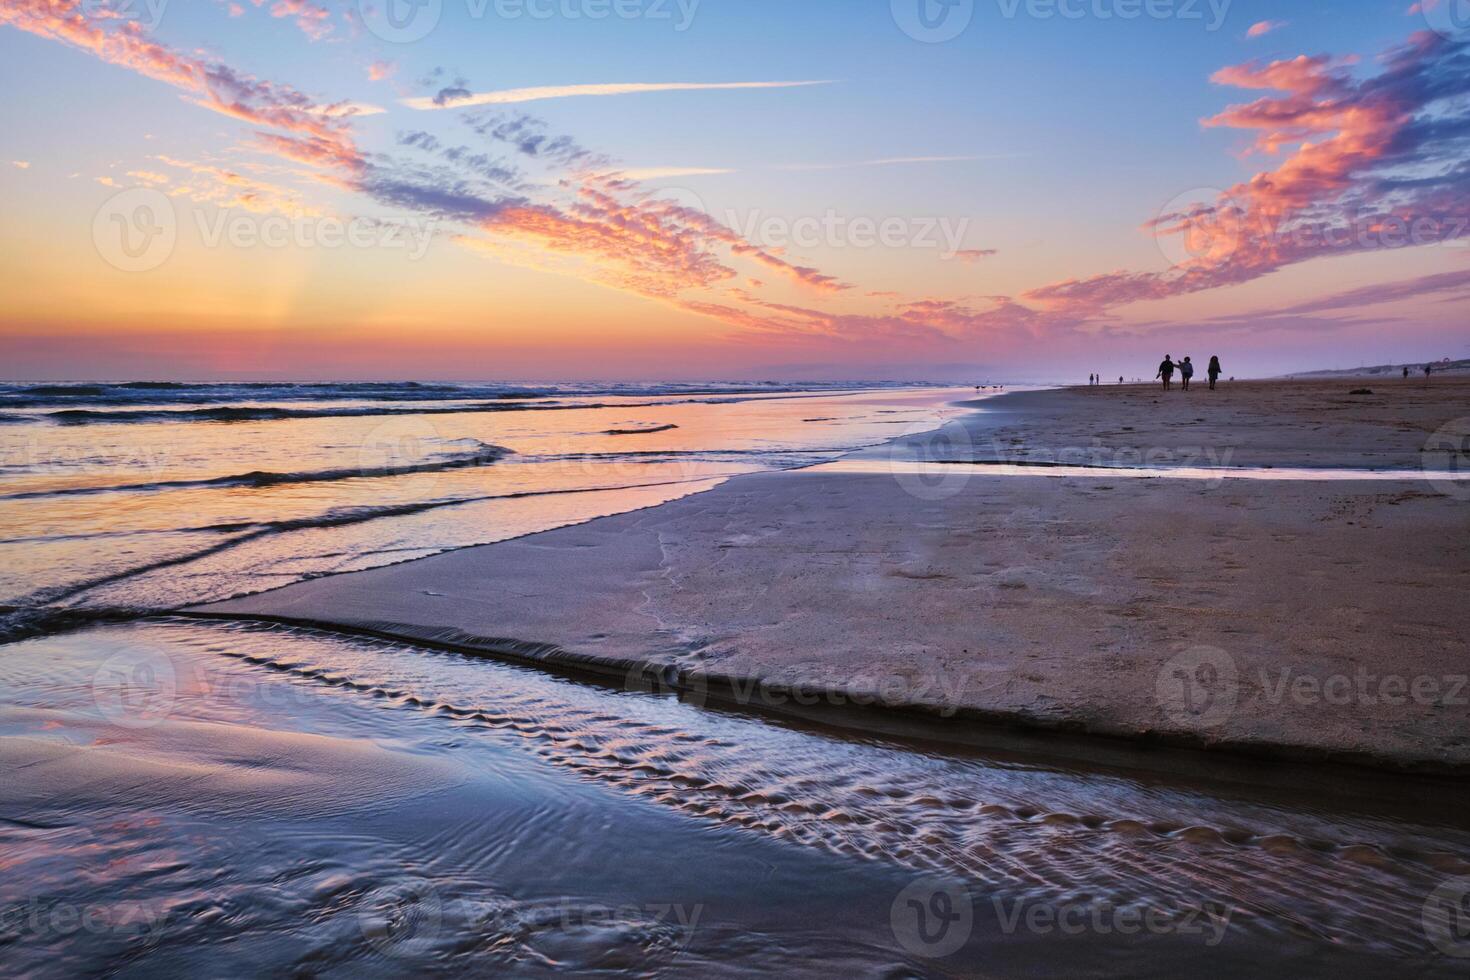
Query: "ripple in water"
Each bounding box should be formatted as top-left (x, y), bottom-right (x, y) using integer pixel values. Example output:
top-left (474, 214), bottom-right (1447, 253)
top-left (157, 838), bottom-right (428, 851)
top-left (15, 618), bottom-right (1461, 963)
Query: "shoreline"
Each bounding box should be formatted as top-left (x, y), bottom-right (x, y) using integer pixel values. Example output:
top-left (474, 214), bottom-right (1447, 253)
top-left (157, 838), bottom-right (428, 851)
top-left (190, 379), bottom-right (1470, 776)
top-left (172, 608), bottom-right (1470, 794)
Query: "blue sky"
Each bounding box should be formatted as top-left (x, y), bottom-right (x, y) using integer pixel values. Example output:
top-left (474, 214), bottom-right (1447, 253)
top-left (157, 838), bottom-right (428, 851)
top-left (2, 0), bottom-right (1468, 380)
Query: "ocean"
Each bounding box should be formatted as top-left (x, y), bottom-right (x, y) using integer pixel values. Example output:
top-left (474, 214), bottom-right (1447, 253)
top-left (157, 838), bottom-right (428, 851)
top-left (0, 380), bottom-right (965, 636)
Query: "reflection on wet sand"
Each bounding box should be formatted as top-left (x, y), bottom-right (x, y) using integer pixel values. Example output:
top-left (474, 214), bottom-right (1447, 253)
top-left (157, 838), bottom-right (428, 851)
top-left (3, 619), bottom-right (1465, 976)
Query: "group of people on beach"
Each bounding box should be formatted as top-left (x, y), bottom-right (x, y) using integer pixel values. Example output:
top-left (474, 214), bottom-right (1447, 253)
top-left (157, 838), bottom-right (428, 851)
top-left (1156, 355), bottom-right (1223, 391)
top-left (1088, 358), bottom-right (1224, 390)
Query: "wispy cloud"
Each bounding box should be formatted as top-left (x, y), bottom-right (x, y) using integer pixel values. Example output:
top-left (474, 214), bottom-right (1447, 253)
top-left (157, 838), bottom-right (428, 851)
top-left (1023, 33), bottom-right (1470, 313)
top-left (2, 0), bottom-right (365, 174)
top-left (154, 154), bottom-right (324, 217)
top-left (774, 154), bottom-right (1013, 172)
top-left (304, 102), bottom-right (388, 118)
top-left (13, 0), bottom-right (1460, 366)
top-left (1233, 269), bottom-right (1470, 318)
top-left (610, 167), bottom-right (735, 180)
top-left (11, 160), bottom-right (29, 169)
top-left (402, 80), bottom-right (833, 110)
top-left (245, 0), bottom-right (334, 41)
top-left (1246, 20), bottom-right (1287, 38)
top-left (576, 156), bottom-right (1002, 181)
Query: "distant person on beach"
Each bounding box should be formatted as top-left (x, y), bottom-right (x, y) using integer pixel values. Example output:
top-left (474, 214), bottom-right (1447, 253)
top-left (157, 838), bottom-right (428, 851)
top-left (1119, 376), bottom-right (1124, 384)
top-left (1179, 356), bottom-right (1195, 391)
top-left (1088, 374), bottom-right (1095, 386)
top-left (1208, 356), bottom-right (1222, 390)
top-left (1403, 366), bottom-right (1410, 380)
top-left (1157, 355), bottom-right (1176, 390)
top-left (1425, 364), bottom-right (1434, 381)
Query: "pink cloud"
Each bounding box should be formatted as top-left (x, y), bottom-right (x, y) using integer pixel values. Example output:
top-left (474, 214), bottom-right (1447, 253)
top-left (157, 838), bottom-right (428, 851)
top-left (1, 0), bottom-right (364, 174)
top-left (249, 0), bottom-right (334, 41)
top-left (457, 179), bottom-right (848, 301)
top-left (153, 154), bottom-right (323, 216)
top-left (9, 2), bottom-right (1466, 363)
top-left (435, 32), bottom-right (1470, 352)
top-left (1247, 20), bottom-right (1287, 38)
top-left (1023, 32), bottom-right (1470, 313)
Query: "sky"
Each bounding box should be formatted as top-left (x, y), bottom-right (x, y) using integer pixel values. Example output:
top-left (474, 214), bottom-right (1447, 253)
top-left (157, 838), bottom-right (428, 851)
top-left (1, 0), bottom-right (1469, 382)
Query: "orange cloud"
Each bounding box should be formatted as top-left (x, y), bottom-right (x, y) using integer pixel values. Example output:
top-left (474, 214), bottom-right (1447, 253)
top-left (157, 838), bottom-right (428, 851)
top-left (1246, 20), bottom-right (1287, 38)
top-left (1, 0), bottom-right (363, 174)
top-left (248, 0), bottom-right (334, 41)
top-left (153, 155), bottom-right (323, 216)
top-left (1025, 32), bottom-right (1470, 313)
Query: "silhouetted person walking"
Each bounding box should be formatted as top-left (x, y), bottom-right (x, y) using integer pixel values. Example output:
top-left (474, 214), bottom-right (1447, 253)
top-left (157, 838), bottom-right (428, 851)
top-left (1403, 366), bottom-right (1410, 380)
top-left (1157, 355), bottom-right (1176, 390)
top-left (1208, 355), bottom-right (1222, 390)
top-left (1425, 364), bottom-right (1434, 382)
top-left (1179, 356), bottom-right (1195, 391)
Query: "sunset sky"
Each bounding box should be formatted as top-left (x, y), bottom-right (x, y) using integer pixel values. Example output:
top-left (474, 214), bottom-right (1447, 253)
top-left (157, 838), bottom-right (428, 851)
top-left (2, 0), bottom-right (1468, 381)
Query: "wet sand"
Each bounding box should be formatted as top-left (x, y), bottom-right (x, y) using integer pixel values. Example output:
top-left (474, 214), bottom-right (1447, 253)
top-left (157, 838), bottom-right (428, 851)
top-left (9, 620), bottom-right (1464, 975)
top-left (194, 380), bottom-right (1470, 772)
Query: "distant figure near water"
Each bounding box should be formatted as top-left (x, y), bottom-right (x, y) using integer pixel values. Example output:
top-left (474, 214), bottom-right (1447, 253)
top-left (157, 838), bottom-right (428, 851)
top-left (1208, 356), bottom-right (1223, 390)
top-left (1403, 366), bottom-right (1411, 380)
top-left (1157, 355), bottom-right (1176, 390)
top-left (1180, 356), bottom-right (1195, 391)
top-left (1425, 364), bottom-right (1434, 381)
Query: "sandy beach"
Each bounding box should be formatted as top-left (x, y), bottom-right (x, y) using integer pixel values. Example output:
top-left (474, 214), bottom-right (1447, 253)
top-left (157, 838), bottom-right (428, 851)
top-left (195, 379), bottom-right (1470, 773)
top-left (17, 5), bottom-right (1470, 972)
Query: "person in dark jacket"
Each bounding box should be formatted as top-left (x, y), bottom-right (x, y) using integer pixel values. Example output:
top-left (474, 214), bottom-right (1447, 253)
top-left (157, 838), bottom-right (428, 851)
top-left (1157, 355), bottom-right (1176, 390)
top-left (1208, 356), bottom-right (1223, 390)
